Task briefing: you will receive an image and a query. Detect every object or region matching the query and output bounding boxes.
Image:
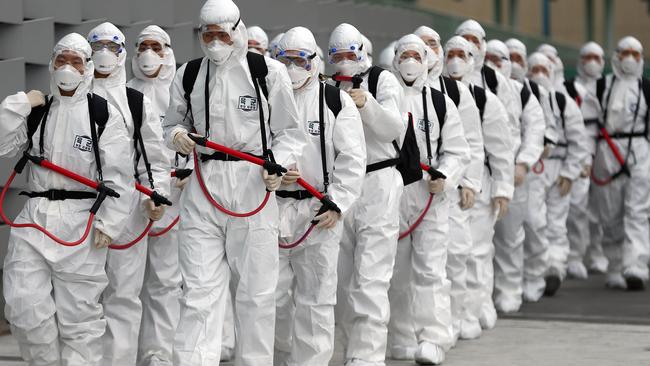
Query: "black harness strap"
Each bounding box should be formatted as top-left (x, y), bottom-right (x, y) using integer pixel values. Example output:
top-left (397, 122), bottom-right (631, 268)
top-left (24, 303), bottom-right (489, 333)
top-left (126, 87), bottom-right (155, 189)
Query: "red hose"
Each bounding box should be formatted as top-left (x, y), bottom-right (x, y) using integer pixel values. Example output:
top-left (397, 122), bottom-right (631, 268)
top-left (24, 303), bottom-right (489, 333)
top-left (193, 150), bottom-right (271, 217)
top-left (532, 160), bottom-right (544, 175)
top-left (108, 220), bottom-right (154, 250)
top-left (149, 216), bottom-right (180, 237)
top-left (591, 127), bottom-right (628, 186)
top-left (0, 171), bottom-right (95, 247)
top-left (399, 193), bottom-right (434, 241)
top-left (279, 223), bottom-right (316, 249)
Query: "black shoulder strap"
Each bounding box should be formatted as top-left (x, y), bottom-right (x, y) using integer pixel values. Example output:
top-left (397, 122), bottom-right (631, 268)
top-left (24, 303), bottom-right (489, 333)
top-left (555, 91), bottom-right (567, 129)
top-left (318, 82), bottom-right (330, 192)
top-left (87, 93), bottom-right (109, 181)
top-left (441, 76), bottom-right (460, 107)
top-left (27, 96), bottom-right (54, 156)
top-left (429, 87), bottom-right (447, 157)
top-left (520, 81), bottom-right (531, 108)
top-left (126, 87), bottom-right (154, 188)
top-left (367, 65), bottom-right (384, 99)
top-left (472, 85), bottom-right (487, 122)
top-left (564, 78), bottom-right (579, 102)
top-left (642, 77), bottom-right (650, 123)
top-left (529, 80), bottom-right (540, 101)
top-left (182, 58), bottom-right (203, 104)
top-left (246, 51), bottom-right (271, 159)
top-left (481, 65), bottom-right (498, 94)
top-left (247, 51), bottom-right (269, 100)
top-left (324, 84), bottom-right (342, 118)
top-left (596, 76), bottom-right (607, 107)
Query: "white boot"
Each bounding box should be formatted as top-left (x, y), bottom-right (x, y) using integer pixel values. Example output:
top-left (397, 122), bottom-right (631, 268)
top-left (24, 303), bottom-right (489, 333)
top-left (414, 342), bottom-right (445, 365)
top-left (567, 261), bottom-right (588, 280)
top-left (389, 345), bottom-right (417, 360)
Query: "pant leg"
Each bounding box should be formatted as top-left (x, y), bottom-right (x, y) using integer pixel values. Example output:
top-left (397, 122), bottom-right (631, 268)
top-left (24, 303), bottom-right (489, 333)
top-left (523, 172), bottom-right (549, 301)
top-left (102, 236), bottom-right (148, 366)
top-left (172, 200), bottom-right (229, 366)
top-left (52, 255), bottom-right (109, 366)
top-left (445, 190), bottom-right (473, 336)
top-left (335, 206), bottom-right (356, 354)
top-left (138, 229), bottom-right (182, 366)
top-left (592, 175), bottom-right (626, 277)
top-left (622, 157), bottom-right (650, 280)
top-left (288, 234), bottom-right (340, 366)
top-left (345, 168), bottom-right (402, 363)
top-left (3, 236), bottom-right (60, 366)
top-left (274, 248), bottom-right (295, 365)
top-left (410, 193), bottom-right (453, 351)
top-left (467, 180), bottom-right (497, 321)
top-left (225, 198), bottom-right (280, 366)
top-left (567, 176), bottom-right (591, 264)
top-left (493, 183), bottom-right (527, 310)
top-left (221, 287), bottom-right (236, 352)
top-left (545, 167), bottom-right (573, 280)
top-left (387, 216), bottom-right (414, 351)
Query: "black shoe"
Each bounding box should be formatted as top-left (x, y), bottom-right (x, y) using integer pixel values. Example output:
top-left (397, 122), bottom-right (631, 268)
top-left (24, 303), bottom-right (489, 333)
top-left (544, 275), bottom-right (561, 296)
top-left (625, 276), bottom-right (646, 291)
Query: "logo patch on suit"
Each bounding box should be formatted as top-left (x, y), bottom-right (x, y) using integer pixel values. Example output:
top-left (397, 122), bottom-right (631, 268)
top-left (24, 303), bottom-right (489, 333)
top-left (417, 119), bottom-right (432, 132)
top-left (307, 121), bottom-right (320, 136)
top-left (73, 135), bottom-right (93, 152)
top-left (238, 95), bottom-right (258, 111)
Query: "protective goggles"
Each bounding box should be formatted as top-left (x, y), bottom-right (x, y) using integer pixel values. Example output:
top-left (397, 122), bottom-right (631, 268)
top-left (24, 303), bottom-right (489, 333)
top-left (277, 49), bottom-right (316, 70)
top-left (90, 41), bottom-right (123, 54)
top-left (200, 20), bottom-right (240, 43)
top-left (328, 43), bottom-right (364, 64)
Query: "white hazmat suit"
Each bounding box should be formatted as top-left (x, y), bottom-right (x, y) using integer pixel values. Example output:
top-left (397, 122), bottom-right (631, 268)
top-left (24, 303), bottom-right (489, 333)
top-left (162, 0), bottom-right (305, 364)
top-left (0, 33), bottom-right (132, 366)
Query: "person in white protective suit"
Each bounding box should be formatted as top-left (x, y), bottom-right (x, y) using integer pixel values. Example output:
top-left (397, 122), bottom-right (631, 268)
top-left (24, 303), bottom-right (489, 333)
top-left (328, 23), bottom-right (406, 366)
top-left (414, 25), bottom-right (486, 343)
top-left (521, 53), bottom-right (589, 300)
top-left (362, 34), bottom-right (374, 66)
top-left (87, 22), bottom-right (171, 366)
top-left (590, 36), bottom-right (649, 291)
top-left (377, 41), bottom-right (397, 70)
top-left (537, 44), bottom-right (566, 91)
top-left (272, 26), bottom-right (367, 366)
top-left (444, 35), bottom-right (514, 334)
top-left (162, 0), bottom-right (305, 364)
top-left (126, 25), bottom-right (184, 366)
top-left (563, 41), bottom-right (608, 280)
top-left (247, 25), bottom-right (269, 56)
top-left (0, 33), bottom-right (132, 366)
top-left (489, 39), bottom-right (546, 315)
top-left (455, 20), bottom-right (521, 139)
top-left (386, 34), bottom-right (470, 364)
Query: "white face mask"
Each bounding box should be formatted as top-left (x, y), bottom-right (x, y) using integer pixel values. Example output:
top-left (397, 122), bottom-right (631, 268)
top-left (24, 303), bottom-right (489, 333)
top-left (530, 72), bottom-right (552, 90)
top-left (137, 49), bottom-right (163, 76)
top-left (446, 57), bottom-right (467, 79)
top-left (204, 40), bottom-right (233, 65)
top-left (287, 64), bottom-right (311, 89)
top-left (510, 62), bottom-right (526, 81)
top-left (54, 65), bottom-right (83, 92)
top-left (92, 49), bottom-right (119, 75)
top-left (398, 58), bottom-right (423, 83)
top-left (335, 59), bottom-right (361, 77)
top-left (248, 47), bottom-right (264, 55)
top-left (582, 60), bottom-right (603, 78)
top-left (620, 56), bottom-right (640, 75)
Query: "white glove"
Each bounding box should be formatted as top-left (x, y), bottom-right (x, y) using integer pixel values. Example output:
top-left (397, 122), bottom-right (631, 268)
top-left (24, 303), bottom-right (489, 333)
top-left (314, 209), bottom-right (341, 229)
top-left (173, 131), bottom-right (196, 155)
top-left (94, 229), bottom-right (112, 249)
top-left (26, 90), bottom-right (45, 108)
top-left (175, 177), bottom-right (190, 189)
top-left (145, 199), bottom-right (165, 221)
top-left (281, 169), bottom-right (300, 186)
top-left (262, 169), bottom-right (282, 191)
